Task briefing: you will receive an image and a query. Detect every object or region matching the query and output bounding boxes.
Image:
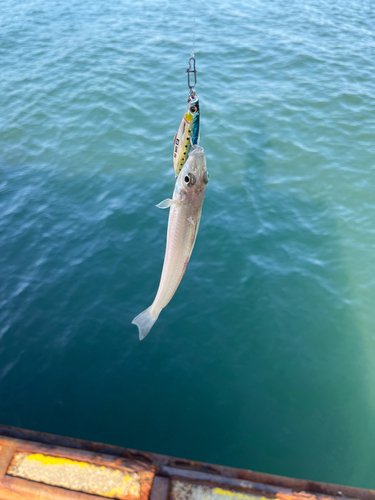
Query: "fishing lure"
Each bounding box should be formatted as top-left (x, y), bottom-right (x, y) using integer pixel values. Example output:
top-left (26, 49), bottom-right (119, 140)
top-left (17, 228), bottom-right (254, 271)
top-left (172, 57), bottom-right (200, 176)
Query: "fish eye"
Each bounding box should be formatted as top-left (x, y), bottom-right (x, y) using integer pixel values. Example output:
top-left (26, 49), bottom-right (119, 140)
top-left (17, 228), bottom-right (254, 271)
top-left (184, 173), bottom-right (196, 186)
top-left (203, 171), bottom-right (209, 184)
top-left (190, 105), bottom-right (197, 113)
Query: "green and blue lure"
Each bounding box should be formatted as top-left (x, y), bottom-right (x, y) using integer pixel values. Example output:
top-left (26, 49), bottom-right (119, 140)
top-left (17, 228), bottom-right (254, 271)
top-left (172, 95), bottom-right (200, 176)
top-left (172, 57), bottom-right (200, 176)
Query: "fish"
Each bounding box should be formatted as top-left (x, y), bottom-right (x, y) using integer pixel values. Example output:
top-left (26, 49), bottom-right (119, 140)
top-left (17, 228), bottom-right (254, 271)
top-left (172, 94), bottom-right (200, 176)
top-left (132, 145), bottom-right (209, 340)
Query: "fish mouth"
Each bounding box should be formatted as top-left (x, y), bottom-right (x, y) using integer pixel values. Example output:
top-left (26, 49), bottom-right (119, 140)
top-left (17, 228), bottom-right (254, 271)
top-left (189, 145), bottom-right (204, 155)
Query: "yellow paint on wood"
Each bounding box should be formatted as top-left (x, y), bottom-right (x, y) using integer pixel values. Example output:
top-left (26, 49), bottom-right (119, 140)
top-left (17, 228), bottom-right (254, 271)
top-left (7, 451), bottom-right (141, 499)
top-left (25, 453), bottom-right (91, 468)
top-left (170, 479), bottom-right (277, 500)
top-left (212, 488), bottom-right (275, 500)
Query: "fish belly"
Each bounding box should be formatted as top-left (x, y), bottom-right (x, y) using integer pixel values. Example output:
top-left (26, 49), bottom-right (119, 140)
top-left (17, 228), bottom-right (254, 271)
top-left (151, 203), bottom-right (202, 315)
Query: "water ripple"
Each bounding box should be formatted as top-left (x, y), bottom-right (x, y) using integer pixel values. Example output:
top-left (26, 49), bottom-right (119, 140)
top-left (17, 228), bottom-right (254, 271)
top-left (1, 0), bottom-right (375, 490)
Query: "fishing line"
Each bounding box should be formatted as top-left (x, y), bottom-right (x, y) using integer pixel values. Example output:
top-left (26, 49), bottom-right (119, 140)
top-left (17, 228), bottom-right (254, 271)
top-left (171, 0), bottom-right (200, 176)
top-left (192, 0), bottom-right (196, 58)
top-left (186, 0), bottom-right (197, 98)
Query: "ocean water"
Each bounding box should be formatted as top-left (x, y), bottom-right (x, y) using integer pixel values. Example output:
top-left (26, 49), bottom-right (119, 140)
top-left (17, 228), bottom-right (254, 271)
top-left (1, 0), bottom-right (375, 489)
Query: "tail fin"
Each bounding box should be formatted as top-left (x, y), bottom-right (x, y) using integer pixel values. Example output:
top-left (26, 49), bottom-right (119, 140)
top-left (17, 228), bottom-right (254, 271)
top-left (132, 306), bottom-right (159, 341)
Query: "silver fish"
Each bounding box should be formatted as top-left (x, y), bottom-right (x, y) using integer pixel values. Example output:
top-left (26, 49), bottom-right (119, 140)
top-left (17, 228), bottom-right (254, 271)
top-left (132, 146), bottom-right (209, 340)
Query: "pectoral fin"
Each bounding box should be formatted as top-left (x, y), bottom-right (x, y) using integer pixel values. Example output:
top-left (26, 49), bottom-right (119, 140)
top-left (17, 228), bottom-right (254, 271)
top-left (156, 199), bottom-right (174, 209)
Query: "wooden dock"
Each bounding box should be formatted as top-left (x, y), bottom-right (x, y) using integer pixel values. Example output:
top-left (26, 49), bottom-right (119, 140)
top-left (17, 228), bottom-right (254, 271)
top-left (0, 425), bottom-right (373, 500)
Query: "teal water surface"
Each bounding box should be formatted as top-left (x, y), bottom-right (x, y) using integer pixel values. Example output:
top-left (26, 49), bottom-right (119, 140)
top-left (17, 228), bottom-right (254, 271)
top-left (1, 0), bottom-right (375, 490)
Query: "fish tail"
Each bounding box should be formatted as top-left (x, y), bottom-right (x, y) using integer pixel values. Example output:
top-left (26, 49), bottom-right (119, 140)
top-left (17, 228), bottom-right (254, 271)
top-left (132, 306), bottom-right (159, 341)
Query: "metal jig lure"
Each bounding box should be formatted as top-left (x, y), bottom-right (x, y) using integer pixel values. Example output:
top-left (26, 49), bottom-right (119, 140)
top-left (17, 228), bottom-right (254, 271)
top-left (172, 55), bottom-right (200, 176)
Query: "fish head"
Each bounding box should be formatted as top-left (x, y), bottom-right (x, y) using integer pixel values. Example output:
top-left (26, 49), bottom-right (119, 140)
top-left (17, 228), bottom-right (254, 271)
top-left (176, 146), bottom-right (209, 201)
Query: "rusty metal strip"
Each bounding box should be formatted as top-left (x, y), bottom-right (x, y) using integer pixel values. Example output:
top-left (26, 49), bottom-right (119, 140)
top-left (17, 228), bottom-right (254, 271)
top-left (0, 439), bottom-right (17, 478)
top-left (150, 477), bottom-right (170, 500)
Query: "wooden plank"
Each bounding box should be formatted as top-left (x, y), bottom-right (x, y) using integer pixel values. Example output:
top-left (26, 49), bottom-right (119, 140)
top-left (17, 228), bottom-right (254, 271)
top-left (0, 435), bottom-right (155, 500)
